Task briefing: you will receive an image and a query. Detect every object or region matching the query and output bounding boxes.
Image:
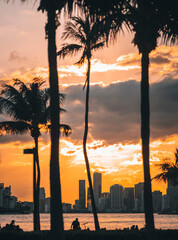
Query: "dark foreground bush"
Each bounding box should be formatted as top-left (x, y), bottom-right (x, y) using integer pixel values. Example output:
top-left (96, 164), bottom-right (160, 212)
top-left (1, 229), bottom-right (178, 240)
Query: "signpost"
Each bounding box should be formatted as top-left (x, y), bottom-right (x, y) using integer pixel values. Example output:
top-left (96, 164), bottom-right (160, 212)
top-left (24, 148), bottom-right (37, 231)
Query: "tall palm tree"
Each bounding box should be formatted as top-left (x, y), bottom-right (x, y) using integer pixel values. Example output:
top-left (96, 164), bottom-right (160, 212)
top-left (37, 1), bottom-right (74, 236)
top-left (0, 78), bottom-right (71, 232)
top-left (4, 0), bottom-right (75, 236)
top-left (127, 0), bottom-right (178, 231)
top-left (154, 149), bottom-right (178, 185)
top-left (58, 15), bottom-right (106, 230)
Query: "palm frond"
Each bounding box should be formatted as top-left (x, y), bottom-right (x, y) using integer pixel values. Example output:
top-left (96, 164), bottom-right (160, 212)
top-left (0, 121), bottom-right (31, 135)
top-left (91, 41), bottom-right (105, 51)
top-left (62, 21), bottom-right (86, 44)
top-left (57, 44), bottom-right (83, 59)
top-left (60, 124), bottom-right (72, 136)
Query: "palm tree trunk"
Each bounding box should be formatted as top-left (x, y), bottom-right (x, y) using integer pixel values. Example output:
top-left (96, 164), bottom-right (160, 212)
top-left (141, 51), bottom-right (155, 231)
top-left (35, 137), bottom-right (40, 231)
top-left (47, 8), bottom-right (64, 238)
top-left (83, 57), bottom-right (100, 231)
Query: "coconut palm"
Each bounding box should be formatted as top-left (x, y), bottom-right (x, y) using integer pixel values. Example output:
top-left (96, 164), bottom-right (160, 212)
top-left (154, 149), bottom-right (178, 185)
top-left (127, 0), bottom-right (178, 231)
top-left (4, 0), bottom-right (74, 236)
top-left (58, 15), bottom-right (106, 230)
top-left (37, 1), bottom-right (75, 236)
top-left (0, 78), bottom-right (71, 232)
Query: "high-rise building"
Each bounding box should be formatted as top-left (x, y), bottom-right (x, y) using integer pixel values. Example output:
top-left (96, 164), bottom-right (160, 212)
top-left (3, 186), bottom-right (11, 197)
top-left (167, 179), bottom-right (178, 211)
top-left (134, 182), bottom-right (144, 212)
top-left (79, 180), bottom-right (86, 209)
top-left (162, 194), bottom-right (169, 211)
top-left (0, 183), bottom-right (4, 208)
top-left (39, 187), bottom-right (46, 213)
top-left (87, 187), bottom-right (92, 211)
top-left (152, 190), bottom-right (162, 212)
top-left (39, 187), bottom-right (46, 200)
top-left (98, 192), bottom-right (110, 211)
top-left (123, 187), bottom-right (134, 212)
top-left (110, 184), bottom-right (123, 211)
top-left (93, 172), bottom-right (102, 207)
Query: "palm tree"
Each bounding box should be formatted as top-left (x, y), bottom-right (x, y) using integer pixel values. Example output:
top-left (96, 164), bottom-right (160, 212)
top-left (0, 78), bottom-right (71, 232)
top-left (4, 0), bottom-right (75, 236)
top-left (58, 15), bottom-right (106, 230)
top-left (37, 1), bottom-right (74, 236)
top-left (154, 149), bottom-right (178, 185)
top-left (127, 0), bottom-right (178, 231)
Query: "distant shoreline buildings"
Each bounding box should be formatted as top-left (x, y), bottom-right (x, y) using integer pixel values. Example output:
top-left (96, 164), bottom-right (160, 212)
top-left (1, 172), bottom-right (178, 213)
top-left (73, 171), bottom-right (178, 213)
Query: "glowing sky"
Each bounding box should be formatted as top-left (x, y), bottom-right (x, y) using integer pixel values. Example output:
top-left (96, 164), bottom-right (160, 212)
top-left (0, 2), bottom-right (178, 204)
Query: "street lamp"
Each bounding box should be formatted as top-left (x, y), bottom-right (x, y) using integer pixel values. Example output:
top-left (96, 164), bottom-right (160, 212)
top-left (24, 148), bottom-right (37, 231)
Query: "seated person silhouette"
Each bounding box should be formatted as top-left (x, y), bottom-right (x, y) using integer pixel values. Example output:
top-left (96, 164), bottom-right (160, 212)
top-left (71, 218), bottom-right (81, 230)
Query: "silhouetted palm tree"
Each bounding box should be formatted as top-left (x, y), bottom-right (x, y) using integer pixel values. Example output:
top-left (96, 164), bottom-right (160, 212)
top-left (154, 149), bottom-right (178, 185)
top-left (0, 78), bottom-right (71, 232)
top-left (37, 1), bottom-right (74, 236)
top-left (58, 15), bottom-right (106, 230)
top-left (127, 0), bottom-right (178, 231)
top-left (4, 0), bottom-right (74, 236)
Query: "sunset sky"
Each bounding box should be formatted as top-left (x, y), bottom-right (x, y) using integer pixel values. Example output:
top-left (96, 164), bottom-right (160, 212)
top-left (0, 2), bottom-right (178, 204)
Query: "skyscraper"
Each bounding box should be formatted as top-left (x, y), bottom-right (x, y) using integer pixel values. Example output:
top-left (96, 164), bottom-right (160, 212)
top-left (93, 172), bottom-right (102, 207)
top-left (39, 187), bottom-right (46, 213)
top-left (134, 182), bottom-right (144, 212)
top-left (0, 183), bottom-right (4, 208)
top-left (123, 187), bottom-right (134, 212)
top-left (39, 187), bottom-right (46, 200)
top-left (110, 184), bottom-right (123, 211)
top-left (167, 179), bottom-right (178, 211)
top-left (87, 187), bottom-right (92, 211)
top-left (79, 180), bottom-right (86, 209)
top-left (152, 190), bottom-right (162, 212)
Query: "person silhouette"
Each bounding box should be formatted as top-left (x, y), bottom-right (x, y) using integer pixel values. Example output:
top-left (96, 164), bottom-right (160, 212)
top-left (71, 218), bottom-right (81, 230)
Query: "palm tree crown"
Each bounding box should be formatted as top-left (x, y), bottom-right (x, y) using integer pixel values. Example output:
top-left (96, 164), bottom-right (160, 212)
top-left (0, 78), bottom-right (71, 137)
top-left (58, 16), bottom-right (105, 65)
top-left (154, 149), bottom-right (178, 185)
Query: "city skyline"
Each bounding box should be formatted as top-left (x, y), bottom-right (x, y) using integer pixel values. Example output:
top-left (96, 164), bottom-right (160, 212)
top-left (1, 170), bottom-right (177, 213)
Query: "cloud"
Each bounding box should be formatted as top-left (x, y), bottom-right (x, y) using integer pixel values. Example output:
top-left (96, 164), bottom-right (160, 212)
top-left (1, 77), bottom-right (178, 146)
top-left (9, 51), bottom-right (27, 63)
top-left (61, 78), bottom-right (178, 144)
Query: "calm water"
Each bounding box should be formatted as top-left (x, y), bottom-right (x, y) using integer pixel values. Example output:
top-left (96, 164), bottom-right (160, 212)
top-left (0, 213), bottom-right (178, 231)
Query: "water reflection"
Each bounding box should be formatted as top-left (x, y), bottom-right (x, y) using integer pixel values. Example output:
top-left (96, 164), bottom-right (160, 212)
top-left (0, 213), bottom-right (178, 231)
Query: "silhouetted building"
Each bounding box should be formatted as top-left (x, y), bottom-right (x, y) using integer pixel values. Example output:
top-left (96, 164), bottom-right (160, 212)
top-left (123, 187), bottom-right (134, 212)
top-left (98, 192), bottom-right (110, 211)
top-left (79, 180), bottom-right (86, 209)
top-left (44, 197), bottom-right (50, 213)
top-left (39, 187), bottom-right (46, 213)
top-left (134, 182), bottom-right (144, 212)
top-left (93, 172), bottom-right (102, 208)
top-left (3, 186), bottom-right (11, 197)
top-left (167, 179), bottom-right (178, 211)
top-left (73, 199), bottom-right (80, 211)
top-left (0, 183), bottom-right (4, 208)
top-left (152, 191), bottom-right (162, 212)
top-left (162, 194), bottom-right (169, 211)
top-left (110, 184), bottom-right (123, 211)
top-left (87, 187), bottom-right (92, 211)
top-left (63, 203), bottom-right (72, 212)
